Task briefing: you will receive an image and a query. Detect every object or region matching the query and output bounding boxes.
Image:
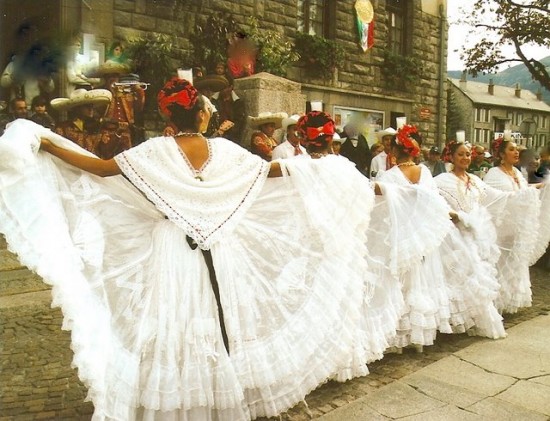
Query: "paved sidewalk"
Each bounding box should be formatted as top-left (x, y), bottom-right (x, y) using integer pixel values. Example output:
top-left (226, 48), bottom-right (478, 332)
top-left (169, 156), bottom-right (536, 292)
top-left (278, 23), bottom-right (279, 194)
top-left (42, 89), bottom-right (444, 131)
top-left (319, 314), bottom-right (550, 420)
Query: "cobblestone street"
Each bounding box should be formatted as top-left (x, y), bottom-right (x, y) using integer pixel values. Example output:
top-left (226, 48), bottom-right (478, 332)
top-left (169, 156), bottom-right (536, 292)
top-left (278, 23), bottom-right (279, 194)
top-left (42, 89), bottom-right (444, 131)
top-left (1, 233), bottom-right (549, 420)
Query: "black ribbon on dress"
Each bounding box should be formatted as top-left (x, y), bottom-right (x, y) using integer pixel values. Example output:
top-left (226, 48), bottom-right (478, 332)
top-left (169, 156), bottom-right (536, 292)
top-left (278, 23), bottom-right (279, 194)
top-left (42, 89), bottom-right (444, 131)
top-left (120, 175), bottom-right (231, 355)
top-left (186, 235), bottom-right (230, 355)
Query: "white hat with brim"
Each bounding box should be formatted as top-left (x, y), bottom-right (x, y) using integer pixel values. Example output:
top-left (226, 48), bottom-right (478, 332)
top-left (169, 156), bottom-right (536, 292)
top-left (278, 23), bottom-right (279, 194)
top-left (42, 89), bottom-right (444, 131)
top-left (50, 89), bottom-right (113, 111)
top-left (282, 114), bottom-right (301, 131)
top-left (249, 112), bottom-right (288, 129)
top-left (376, 127), bottom-right (397, 139)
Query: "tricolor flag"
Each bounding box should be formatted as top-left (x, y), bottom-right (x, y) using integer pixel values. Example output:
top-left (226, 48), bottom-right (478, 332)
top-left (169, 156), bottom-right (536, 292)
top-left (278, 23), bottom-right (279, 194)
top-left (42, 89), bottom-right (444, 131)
top-left (355, 0), bottom-right (374, 52)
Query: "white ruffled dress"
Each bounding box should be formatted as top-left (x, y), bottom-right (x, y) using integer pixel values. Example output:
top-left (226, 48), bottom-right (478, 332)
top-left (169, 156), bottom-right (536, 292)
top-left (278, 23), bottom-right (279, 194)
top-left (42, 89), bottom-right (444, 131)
top-left (0, 120), bottom-right (380, 421)
top-left (482, 166), bottom-right (550, 313)
top-left (435, 172), bottom-right (507, 337)
top-left (374, 165), bottom-right (454, 347)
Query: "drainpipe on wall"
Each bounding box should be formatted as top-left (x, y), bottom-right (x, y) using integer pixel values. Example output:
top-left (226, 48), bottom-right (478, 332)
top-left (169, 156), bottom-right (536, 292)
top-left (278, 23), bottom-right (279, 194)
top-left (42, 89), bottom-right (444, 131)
top-left (437, 3), bottom-right (446, 148)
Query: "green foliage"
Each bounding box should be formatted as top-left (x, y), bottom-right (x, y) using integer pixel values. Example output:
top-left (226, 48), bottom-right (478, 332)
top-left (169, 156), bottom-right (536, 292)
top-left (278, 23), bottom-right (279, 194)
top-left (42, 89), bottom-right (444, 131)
top-left (294, 32), bottom-right (345, 79)
top-left (382, 49), bottom-right (424, 91)
top-left (126, 33), bottom-right (186, 110)
top-left (188, 13), bottom-right (237, 73)
top-left (460, 0), bottom-right (550, 91)
top-left (242, 17), bottom-right (299, 77)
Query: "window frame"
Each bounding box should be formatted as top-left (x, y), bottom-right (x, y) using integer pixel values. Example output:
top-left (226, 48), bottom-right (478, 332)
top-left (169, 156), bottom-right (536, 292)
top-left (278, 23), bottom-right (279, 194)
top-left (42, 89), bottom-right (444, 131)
top-left (386, 0), bottom-right (411, 55)
top-left (298, 0), bottom-right (336, 38)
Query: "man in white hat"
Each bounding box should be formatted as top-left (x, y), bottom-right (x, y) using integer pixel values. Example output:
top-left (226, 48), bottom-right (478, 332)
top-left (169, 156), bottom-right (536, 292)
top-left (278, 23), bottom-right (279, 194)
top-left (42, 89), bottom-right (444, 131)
top-left (52, 89), bottom-right (112, 156)
top-left (249, 111), bottom-right (287, 161)
top-left (272, 114), bottom-right (308, 159)
top-left (370, 126), bottom-right (397, 179)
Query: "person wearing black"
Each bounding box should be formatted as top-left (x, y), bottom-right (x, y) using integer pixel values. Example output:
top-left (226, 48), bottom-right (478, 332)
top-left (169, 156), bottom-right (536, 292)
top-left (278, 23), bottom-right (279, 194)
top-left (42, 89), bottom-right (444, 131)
top-left (339, 123), bottom-right (371, 176)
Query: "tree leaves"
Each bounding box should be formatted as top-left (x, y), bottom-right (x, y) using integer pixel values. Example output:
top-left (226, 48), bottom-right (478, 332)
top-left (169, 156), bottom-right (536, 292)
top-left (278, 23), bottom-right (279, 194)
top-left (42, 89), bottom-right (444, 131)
top-left (460, 0), bottom-right (549, 90)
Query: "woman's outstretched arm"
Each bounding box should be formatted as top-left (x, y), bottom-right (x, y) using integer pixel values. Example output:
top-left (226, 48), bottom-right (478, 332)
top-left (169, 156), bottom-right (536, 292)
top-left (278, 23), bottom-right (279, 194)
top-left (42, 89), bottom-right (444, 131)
top-left (40, 138), bottom-right (121, 177)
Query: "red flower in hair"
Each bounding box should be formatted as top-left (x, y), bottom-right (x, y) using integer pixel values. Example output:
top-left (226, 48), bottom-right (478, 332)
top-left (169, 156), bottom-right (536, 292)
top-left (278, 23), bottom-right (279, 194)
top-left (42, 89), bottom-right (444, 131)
top-left (442, 140), bottom-right (458, 163)
top-left (157, 77), bottom-right (198, 118)
top-left (396, 124), bottom-right (421, 157)
top-left (492, 136), bottom-right (504, 157)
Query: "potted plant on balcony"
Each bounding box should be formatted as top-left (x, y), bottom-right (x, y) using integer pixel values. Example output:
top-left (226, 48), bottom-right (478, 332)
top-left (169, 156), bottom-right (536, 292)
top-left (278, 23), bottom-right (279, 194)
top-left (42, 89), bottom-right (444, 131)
top-left (294, 32), bottom-right (345, 80)
top-left (242, 17), bottom-right (299, 77)
top-left (381, 49), bottom-right (423, 91)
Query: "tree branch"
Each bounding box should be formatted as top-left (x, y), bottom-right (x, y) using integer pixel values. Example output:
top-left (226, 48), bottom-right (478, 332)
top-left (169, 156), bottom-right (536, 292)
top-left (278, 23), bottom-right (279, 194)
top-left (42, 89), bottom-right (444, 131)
top-left (512, 39), bottom-right (550, 91)
top-left (504, 0), bottom-right (550, 14)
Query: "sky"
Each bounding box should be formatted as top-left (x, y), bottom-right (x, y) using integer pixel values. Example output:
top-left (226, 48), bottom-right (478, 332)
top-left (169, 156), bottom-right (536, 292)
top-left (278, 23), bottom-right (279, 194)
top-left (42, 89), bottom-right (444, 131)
top-left (446, 0), bottom-right (550, 71)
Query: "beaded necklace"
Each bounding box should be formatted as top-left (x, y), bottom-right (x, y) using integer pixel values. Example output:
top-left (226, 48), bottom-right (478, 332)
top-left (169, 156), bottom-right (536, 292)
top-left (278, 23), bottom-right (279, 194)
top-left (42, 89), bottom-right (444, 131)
top-left (175, 132), bottom-right (204, 137)
top-left (309, 152), bottom-right (329, 159)
top-left (396, 161), bottom-right (415, 167)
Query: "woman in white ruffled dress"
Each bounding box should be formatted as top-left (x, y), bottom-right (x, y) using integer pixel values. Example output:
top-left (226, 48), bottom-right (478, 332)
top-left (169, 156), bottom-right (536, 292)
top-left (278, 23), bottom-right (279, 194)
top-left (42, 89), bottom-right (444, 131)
top-left (482, 138), bottom-right (550, 313)
top-left (434, 141), bottom-right (507, 338)
top-left (293, 111), bottom-right (405, 364)
top-left (374, 125), bottom-right (455, 349)
top-left (0, 80), bottom-right (381, 420)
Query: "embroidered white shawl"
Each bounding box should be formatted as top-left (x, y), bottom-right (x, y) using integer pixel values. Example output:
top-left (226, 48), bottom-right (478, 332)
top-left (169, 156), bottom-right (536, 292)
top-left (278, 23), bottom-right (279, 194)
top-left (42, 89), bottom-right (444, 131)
top-left (115, 136), bottom-right (270, 249)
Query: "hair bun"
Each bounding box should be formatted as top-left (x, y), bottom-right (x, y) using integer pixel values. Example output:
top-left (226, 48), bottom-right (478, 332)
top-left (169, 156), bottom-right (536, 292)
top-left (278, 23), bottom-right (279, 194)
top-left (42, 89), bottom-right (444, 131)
top-left (157, 77), bottom-right (199, 118)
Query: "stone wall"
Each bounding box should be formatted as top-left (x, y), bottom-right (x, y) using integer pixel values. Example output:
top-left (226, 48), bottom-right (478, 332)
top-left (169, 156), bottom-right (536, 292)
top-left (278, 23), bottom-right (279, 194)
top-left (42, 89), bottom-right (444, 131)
top-left (107, 0), bottom-right (447, 145)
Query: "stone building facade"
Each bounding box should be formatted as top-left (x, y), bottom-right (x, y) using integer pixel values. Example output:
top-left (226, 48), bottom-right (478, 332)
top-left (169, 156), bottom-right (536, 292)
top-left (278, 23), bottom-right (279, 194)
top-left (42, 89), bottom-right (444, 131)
top-left (1, 0), bottom-right (448, 146)
top-left (448, 76), bottom-right (550, 149)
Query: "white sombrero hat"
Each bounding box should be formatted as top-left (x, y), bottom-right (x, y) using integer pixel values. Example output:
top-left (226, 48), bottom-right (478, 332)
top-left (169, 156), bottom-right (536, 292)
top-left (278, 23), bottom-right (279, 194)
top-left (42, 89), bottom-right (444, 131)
top-left (50, 89), bottom-right (112, 111)
top-left (249, 112), bottom-right (288, 129)
top-left (376, 127), bottom-right (397, 139)
top-left (282, 114), bottom-right (301, 131)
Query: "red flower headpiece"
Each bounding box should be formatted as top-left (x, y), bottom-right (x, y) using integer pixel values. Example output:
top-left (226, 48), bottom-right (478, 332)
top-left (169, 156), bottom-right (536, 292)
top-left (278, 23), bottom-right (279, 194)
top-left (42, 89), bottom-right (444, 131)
top-left (297, 111), bottom-right (335, 147)
top-left (396, 124), bottom-right (421, 157)
top-left (470, 145), bottom-right (479, 160)
top-left (157, 77), bottom-right (199, 118)
top-left (492, 136), bottom-right (504, 157)
top-left (442, 140), bottom-right (458, 163)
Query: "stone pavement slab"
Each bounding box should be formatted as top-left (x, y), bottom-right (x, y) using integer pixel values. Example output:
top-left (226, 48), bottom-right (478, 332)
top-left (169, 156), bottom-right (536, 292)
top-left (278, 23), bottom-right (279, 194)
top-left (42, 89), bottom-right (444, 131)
top-left (398, 404), bottom-right (483, 421)
top-left (467, 396), bottom-right (548, 420)
top-left (408, 355), bottom-right (516, 396)
top-left (402, 373), bottom-right (484, 408)
top-left (496, 379), bottom-right (550, 416)
top-left (317, 401), bottom-right (390, 421)
top-left (455, 315), bottom-right (550, 379)
top-left (319, 314), bottom-right (550, 420)
top-left (530, 374), bottom-right (550, 387)
top-left (352, 381), bottom-right (445, 419)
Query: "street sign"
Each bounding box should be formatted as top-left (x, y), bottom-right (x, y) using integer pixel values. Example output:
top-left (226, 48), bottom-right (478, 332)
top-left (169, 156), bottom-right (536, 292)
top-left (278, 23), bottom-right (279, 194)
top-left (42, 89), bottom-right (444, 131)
top-left (419, 107), bottom-right (431, 120)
